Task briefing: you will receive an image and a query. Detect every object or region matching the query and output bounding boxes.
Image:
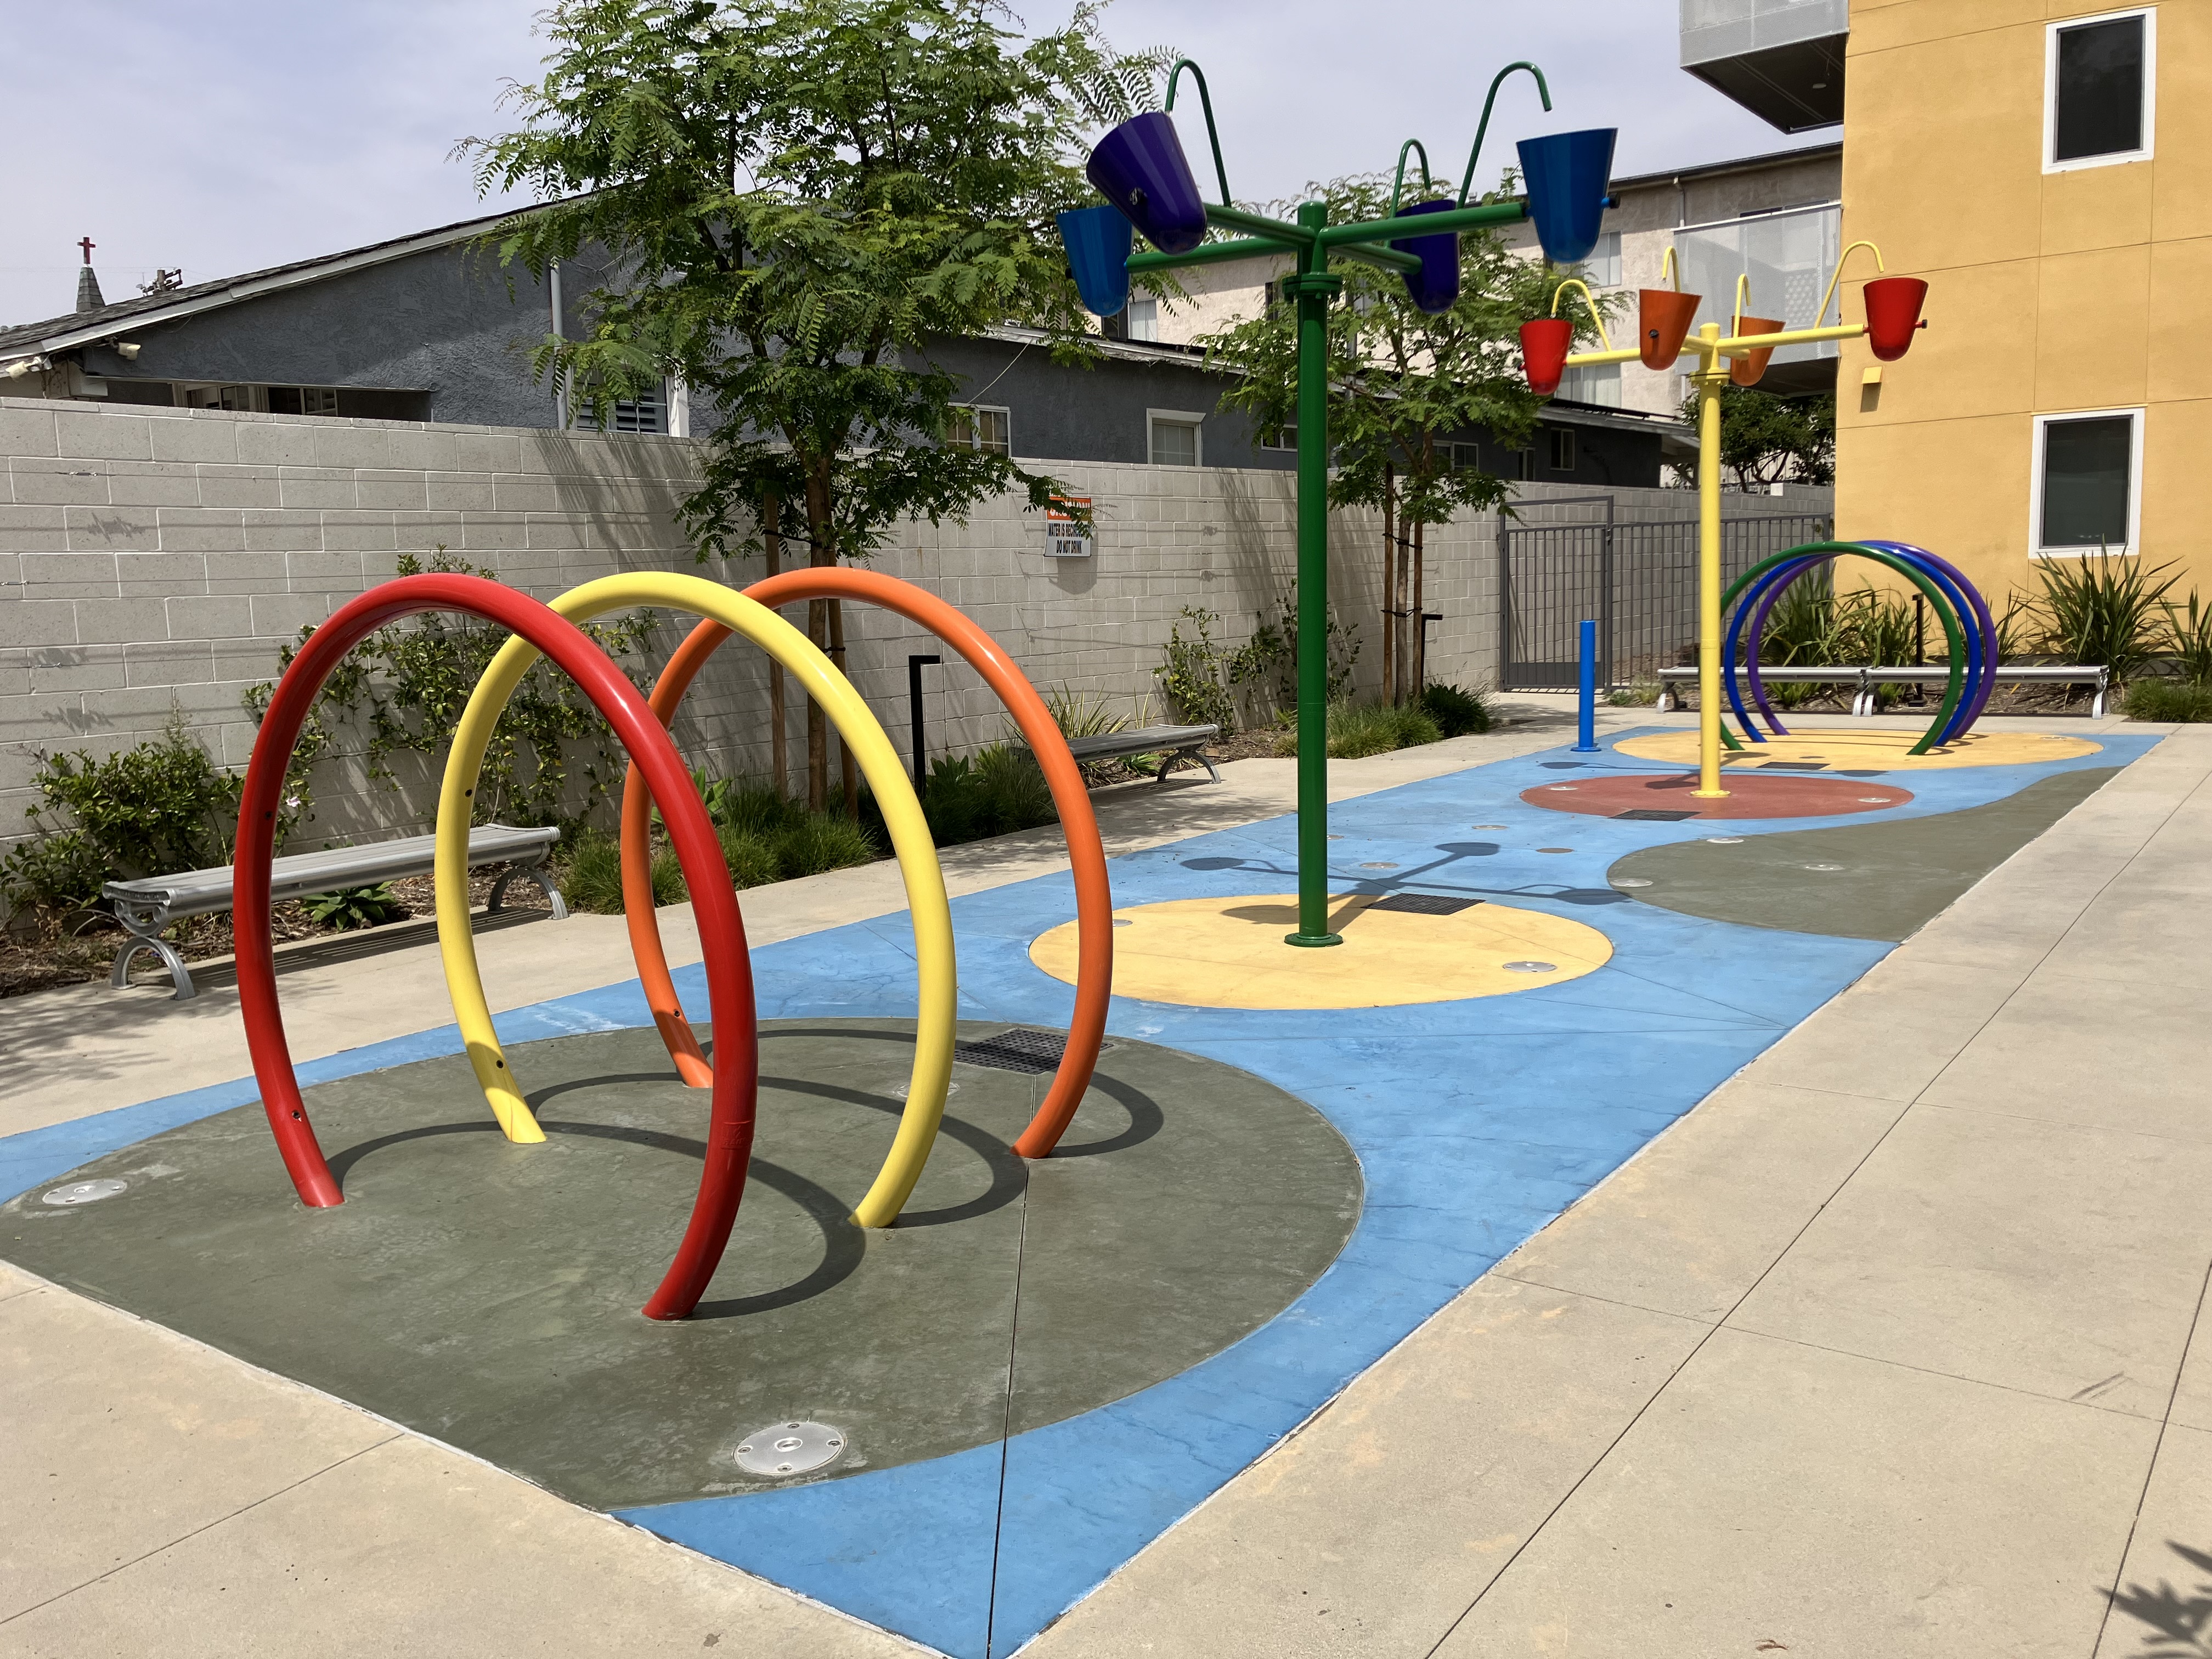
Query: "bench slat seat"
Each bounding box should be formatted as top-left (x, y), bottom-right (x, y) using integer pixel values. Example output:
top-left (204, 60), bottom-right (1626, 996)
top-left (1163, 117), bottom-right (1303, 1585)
top-left (1652, 664), bottom-right (2108, 719)
top-left (102, 823), bottom-right (565, 1001)
top-left (1049, 723), bottom-right (1223, 785)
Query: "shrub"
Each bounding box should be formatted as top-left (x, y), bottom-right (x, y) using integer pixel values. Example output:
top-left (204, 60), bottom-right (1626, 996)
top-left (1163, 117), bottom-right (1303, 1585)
top-left (1607, 680), bottom-right (1661, 708)
top-left (0, 829), bottom-right (109, 916)
top-left (718, 825), bottom-right (782, 889)
top-left (1044, 687), bottom-right (1128, 742)
top-left (25, 712), bottom-right (240, 882)
top-left (1418, 681), bottom-right (1492, 737)
top-left (2016, 552), bottom-right (2179, 685)
top-left (771, 812), bottom-right (879, 877)
top-left (2160, 591), bottom-right (2212, 686)
top-left (2123, 680), bottom-right (2212, 723)
top-left (1321, 699), bottom-right (1442, 759)
top-left (699, 775), bottom-right (805, 839)
top-left (558, 828), bottom-right (684, 912)
top-left (1155, 606), bottom-right (1239, 731)
top-left (303, 883), bottom-right (408, 932)
top-left (915, 743), bottom-right (1058, 847)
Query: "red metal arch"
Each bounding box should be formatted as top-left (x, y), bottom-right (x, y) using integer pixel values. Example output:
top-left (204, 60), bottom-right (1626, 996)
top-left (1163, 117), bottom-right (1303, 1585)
top-left (235, 572), bottom-right (757, 1321)
top-left (618, 567), bottom-right (1113, 1159)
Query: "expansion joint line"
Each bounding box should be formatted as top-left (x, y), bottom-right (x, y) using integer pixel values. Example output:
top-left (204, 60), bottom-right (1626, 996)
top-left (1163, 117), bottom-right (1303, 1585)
top-left (984, 1158), bottom-right (1034, 1658)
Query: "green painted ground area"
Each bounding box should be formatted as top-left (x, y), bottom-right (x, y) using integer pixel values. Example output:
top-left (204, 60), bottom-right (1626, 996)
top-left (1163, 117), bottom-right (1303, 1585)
top-left (1605, 768), bottom-right (2121, 940)
top-left (0, 1020), bottom-right (1360, 1510)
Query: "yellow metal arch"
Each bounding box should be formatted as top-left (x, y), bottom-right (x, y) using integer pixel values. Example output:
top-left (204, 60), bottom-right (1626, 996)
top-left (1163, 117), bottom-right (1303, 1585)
top-left (432, 572), bottom-right (957, 1228)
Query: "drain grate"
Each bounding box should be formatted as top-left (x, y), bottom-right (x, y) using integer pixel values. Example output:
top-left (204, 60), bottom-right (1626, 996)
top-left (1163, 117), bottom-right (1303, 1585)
top-left (1365, 892), bottom-right (1483, 917)
top-left (1613, 808), bottom-right (1697, 821)
top-left (952, 1027), bottom-right (1112, 1075)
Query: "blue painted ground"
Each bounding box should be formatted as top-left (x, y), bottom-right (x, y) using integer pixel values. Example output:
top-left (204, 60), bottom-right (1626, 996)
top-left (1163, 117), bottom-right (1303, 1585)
top-left (0, 727), bottom-right (2152, 1659)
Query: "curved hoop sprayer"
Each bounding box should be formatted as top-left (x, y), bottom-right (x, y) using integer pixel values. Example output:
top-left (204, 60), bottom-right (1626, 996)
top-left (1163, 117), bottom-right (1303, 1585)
top-left (433, 572), bottom-right (957, 1231)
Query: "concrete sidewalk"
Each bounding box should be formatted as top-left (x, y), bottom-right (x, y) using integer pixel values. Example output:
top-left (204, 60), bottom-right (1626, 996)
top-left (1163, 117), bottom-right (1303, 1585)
top-left (2, 708), bottom-right (2199, 1658)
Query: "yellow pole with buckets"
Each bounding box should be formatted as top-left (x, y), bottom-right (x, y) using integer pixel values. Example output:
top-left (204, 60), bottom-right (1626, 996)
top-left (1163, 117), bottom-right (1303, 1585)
top-left (1536, 241), bottom-right (1926, 797)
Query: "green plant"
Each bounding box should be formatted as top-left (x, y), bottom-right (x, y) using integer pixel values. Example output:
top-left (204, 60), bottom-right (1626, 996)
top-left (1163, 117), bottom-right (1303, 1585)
top-left (22, 710), bottom-right (241, 882)
top-left (0, 829), bottom-right (109, 916)
top-left (1418, 681), bottom-right (1492, 737)
top-left (2014, 552), bottom-right (2179, 685)
top-left (1043, 687), bottom-right (1129, 742)
top-left (771, 812), bottom-right (880, 877)
top-left (1313, 699), bottom-right (1443, 760)
top-left (2159, 590), bottom-right (2212, 686)
top-left (699, 775), bottom-right (806, 840)
top-left (247, 550), bottom-right (661, 831)
top-left (2123, 680), bottom-right (2212, 722)
top-left (1155, 606), bottom-right (1239, 731)
top-left (1606, 680), bottom-right (1661, 708)
top-left (302, 883), bottom-right (409, 932)
top-left (718, 824), bottom-right (783, 889)
top-left (1672, 386), bottom-right (1836, 490)
top-left (913, 743), bottom-right (1058, 847)
top-left (558, 828), bottom-right (684, 913)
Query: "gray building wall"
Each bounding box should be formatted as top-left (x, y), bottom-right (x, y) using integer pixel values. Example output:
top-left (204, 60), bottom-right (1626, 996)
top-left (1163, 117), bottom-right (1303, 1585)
top-left (0, 396), bottom-right (1822, 883)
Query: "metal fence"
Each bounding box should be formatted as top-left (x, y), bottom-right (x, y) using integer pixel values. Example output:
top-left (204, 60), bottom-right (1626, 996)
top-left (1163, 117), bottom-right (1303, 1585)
top-left (1497, 508), bottom-right (1832, 690)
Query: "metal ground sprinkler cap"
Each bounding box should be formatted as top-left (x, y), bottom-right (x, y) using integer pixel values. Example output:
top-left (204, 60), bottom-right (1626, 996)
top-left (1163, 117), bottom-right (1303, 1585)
top-left (1612, 878), bottom-right (1652, 889)
top-left (42, 1179), bottom-right (126, 1207)
top-left (1503, 961), bottom-right (1559, 974)
top-left (735, 1420), bottom-right (846, 1477)
top-left (1804, 863), bottom-right (1846, 872)
top-left (1703, 837), bottom-right (1745, 844)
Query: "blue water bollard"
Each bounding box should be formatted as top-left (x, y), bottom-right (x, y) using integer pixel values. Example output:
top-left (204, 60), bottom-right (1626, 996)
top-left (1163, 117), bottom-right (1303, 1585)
top-left (1573, 617), bottom-right (1599, 753)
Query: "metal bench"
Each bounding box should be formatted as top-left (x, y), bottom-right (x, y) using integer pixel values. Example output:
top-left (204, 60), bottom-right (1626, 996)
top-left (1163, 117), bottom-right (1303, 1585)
top-left (1057, 723), bottom-right (1223, 784)
top-left (1654, 664), bottom-right (2110, 719)
top-left (103, 822), bottom-right (566, 1001)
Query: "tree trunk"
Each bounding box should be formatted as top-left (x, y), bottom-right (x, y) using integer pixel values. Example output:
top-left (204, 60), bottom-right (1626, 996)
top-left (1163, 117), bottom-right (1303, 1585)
top-left (1380, 459), bottom-right (1396, 708)
top-left (803, 465), bottom-right (836, 813)
top-left (1412, 515), bottom-right (1427, 696)
top-left (763, 490), bottom-right (787, 799)
top-left (827, 596), bottom-right (860, 818)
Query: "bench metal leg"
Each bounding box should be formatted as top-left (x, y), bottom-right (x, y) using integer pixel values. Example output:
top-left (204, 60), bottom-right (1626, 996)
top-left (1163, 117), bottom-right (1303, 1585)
top-left (2092, 684), bottom-right (2107, 719)
top-left (488, 862), bottom-right (570, 921)
top-left (1656, 687), bottom-right (1675, 713)
top-left (112, 931), bottom-right (195, 1001)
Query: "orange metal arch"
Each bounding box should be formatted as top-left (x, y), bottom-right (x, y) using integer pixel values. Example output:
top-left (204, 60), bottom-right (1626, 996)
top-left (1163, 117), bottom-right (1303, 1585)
top-left (619, 567), bottom-right (1113, 1159)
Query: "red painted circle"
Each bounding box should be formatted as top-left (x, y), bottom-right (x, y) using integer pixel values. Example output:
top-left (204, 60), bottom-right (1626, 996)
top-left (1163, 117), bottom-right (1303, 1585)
top-left (1522, 772), bottom-right (1915, 820)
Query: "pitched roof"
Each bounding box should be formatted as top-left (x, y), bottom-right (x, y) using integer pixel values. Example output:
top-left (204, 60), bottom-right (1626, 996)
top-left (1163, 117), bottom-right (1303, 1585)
top-left (0, 203), bottom-right (538, 360)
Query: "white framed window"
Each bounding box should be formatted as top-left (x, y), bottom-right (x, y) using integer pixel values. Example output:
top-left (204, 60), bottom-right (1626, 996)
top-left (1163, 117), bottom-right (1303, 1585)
top-left (1126, 296), bottom-right (1159, 342)
top-left (947, 404), bottom-right (1011, 456)
top-left (2046, 8), bottom-right (2154, 172)
top-left (1260, 422), bottom-right (1297, 452)
top-left (1555, 362), bottom-right (1622, 408)
top-left (2031, 407), bottom-right (2142, 555)
top-left (1581, 232), bottom-right (1622, 289)
top-left (575, 382), bottom-right (668, 433)
top-left (1148, 408), bottom-right (1204, 467)
top-left (1547, 428), bottom-right (1578, 473)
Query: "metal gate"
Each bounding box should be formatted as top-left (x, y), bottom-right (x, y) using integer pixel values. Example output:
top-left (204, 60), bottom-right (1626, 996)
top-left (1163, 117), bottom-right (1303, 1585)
top-left (1498, 509), bottom-right (1831, 690)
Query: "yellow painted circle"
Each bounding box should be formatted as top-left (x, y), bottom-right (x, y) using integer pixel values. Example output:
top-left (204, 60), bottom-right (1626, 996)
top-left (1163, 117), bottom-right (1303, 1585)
top-left (1614, 729), bottom-right (2102, 771)
top-left (1029, 893), bottom-right (1612, 1011)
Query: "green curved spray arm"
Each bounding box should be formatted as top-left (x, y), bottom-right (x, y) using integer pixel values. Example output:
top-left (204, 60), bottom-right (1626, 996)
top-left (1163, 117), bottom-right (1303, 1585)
top-left (1389, 140), bottom-right (1434, 217)
top-left (1165, 59), bottom-right (1233, 207)
top-left (1457, 61), bottom-right (1552, 207)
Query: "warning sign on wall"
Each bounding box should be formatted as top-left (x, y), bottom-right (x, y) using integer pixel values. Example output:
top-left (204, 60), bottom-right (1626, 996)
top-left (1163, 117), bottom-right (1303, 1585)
top-left (1043, 497), bottom-right (1093, 558)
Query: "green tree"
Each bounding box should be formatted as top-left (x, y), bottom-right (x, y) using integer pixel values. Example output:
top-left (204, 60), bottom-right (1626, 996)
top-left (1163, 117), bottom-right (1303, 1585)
top-left (1197, 176), bottom-right (1595, 703)
top-left (1676, 385), bottom-right (1836, 490)
top-left (460, 0), bottom-right (1166, 808)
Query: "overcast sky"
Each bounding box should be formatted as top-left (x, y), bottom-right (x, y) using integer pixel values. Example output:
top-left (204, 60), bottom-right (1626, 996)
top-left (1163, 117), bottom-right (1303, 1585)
top-left (0, 0), bottom-right (1806, 327)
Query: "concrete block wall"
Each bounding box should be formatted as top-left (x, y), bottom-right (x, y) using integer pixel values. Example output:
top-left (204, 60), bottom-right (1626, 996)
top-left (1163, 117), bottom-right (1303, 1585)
top-left (0, 396), bottom-right (1824, 867)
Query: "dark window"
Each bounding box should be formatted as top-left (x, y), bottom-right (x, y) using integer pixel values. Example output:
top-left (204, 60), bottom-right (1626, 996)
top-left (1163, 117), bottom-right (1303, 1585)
top-left (2053, 15), bottom-right (2146, 163)
top-left (2040, 414), bottom-right (2134, 549)
top-left (1548, 428), bottom-right (1577, 472)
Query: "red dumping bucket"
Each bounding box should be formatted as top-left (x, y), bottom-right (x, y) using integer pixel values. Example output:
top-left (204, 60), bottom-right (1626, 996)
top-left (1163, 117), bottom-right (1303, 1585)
top-left (1520, 318), bottom-right (1572, 395)
top-left (1639, 289), bottom-right (1701, 370)
top-left (1729, 316), bottom-right (1786, 386)
top-left (1864, 276), bottom-right (1928, 362)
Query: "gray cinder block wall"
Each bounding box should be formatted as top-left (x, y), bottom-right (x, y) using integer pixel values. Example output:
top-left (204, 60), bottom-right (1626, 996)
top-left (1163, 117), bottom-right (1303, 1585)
top-left (0, 396), bottom-right (1824, 866)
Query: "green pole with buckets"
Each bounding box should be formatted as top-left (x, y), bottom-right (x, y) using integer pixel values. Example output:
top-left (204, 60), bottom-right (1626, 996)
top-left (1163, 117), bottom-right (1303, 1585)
top-left (1060, 60), bottom-right (1616, 947)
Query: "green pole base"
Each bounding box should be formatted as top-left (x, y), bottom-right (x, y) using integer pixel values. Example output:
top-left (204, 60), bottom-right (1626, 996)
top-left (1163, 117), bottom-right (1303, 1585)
top-left (1284, 931), bottom-right (1345, 949)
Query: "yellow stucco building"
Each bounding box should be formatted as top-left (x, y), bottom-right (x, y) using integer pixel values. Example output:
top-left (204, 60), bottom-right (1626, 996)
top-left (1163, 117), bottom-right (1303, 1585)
top-left (1832, 2), bottom-right (2208, 607)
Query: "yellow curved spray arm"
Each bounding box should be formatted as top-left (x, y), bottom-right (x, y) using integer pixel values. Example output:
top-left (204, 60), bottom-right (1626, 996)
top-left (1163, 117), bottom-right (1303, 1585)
top-left (1731, 273), bottom-right (1752, 336)
top-left (1816, 239), bottom-right (1888, 328)
top-left (1549, 278), bottom-right (1614, 352)
top-left (1661, 246), bottom-right (1681, 292)
top-left (433, 572), bottom-right (958, 1228)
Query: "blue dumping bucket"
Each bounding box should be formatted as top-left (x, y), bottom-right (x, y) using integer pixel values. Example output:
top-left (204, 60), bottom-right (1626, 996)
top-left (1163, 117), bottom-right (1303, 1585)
top-left (1390, 199), bottom-right (1462, 314)
top-left (1517, 128), bottom-right (1616, 264)
top-left (1085, 111), bottom-right (1208, 256)
top-left (1058, 205), bottom-right (1134, 319)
